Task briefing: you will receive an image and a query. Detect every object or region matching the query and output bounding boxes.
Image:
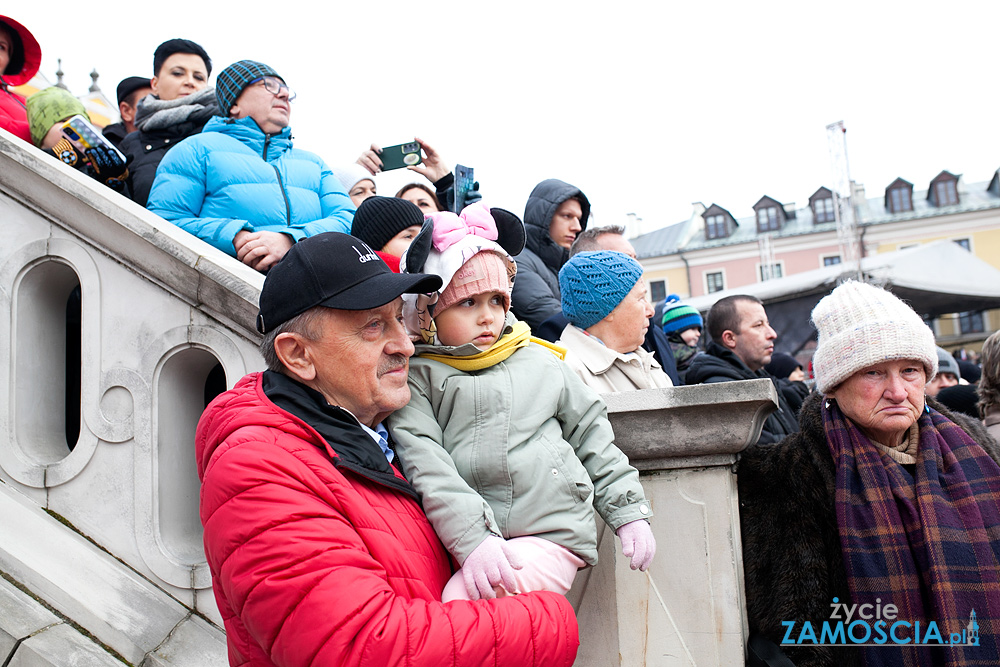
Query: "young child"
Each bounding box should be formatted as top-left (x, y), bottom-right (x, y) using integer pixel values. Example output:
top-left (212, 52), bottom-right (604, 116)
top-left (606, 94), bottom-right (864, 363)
top-left (387, 203), bottom-right (655, 602)
top-left (660, 294), bottom-right (703, 384)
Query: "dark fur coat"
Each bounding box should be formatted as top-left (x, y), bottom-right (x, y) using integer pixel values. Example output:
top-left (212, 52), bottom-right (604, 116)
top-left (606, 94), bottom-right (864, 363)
top-left (738, 392), bottom-right (1000, 666)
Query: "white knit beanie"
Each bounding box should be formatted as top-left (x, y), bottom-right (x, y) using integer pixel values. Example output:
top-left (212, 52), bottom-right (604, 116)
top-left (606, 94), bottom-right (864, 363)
top-left (811, 280), bottom-right (938, 394)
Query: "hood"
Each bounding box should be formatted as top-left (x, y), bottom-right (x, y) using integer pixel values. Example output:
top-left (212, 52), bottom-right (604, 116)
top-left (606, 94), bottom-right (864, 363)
top-left (522, 178), bottom-right (590, 270)
top-left (523, 178), bottom-right (591, 233)
top-left (202, 115), bottom-right (293, 159)
top-left (401, 204), bottom-right (519, 345)
top-left (0, 16), bottom-right (41, 86)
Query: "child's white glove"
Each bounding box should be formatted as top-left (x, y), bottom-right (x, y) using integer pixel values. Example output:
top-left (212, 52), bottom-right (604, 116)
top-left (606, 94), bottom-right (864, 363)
top-left (616, 519), bottom-right (656, 571)
top-left (462, 535), bottom-right (524, 600)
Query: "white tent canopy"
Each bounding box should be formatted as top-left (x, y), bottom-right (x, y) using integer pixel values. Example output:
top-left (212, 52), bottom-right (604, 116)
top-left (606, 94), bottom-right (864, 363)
top-left (683, 241), bottom-right (1000, 354)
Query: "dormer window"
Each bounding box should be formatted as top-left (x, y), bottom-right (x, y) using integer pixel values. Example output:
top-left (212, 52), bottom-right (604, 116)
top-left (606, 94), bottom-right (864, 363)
top-left (706, 214), bottom-right (726, 238)
top-left (929, 170), bottom-right (959, 207)
top-left (752, 196), bottom-right (787, 233)
top-left (703, 204), bottom-right (737, 240)
top-left (885, 178), bottom-right (913, 213)
top-left (809, 187), bottom-right (836, 223)
top-left (757, 207), bottom-right (779, 231)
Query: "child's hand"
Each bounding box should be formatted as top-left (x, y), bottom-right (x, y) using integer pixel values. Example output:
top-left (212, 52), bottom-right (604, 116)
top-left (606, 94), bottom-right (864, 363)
top-left (616, 520), bottom-right (656, 571)
top-left (461, 536), bottom-right (524, 600)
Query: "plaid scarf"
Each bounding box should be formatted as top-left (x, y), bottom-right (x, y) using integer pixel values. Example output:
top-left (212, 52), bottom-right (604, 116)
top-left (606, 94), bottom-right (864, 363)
top-left (824, 401), bottom-right (1000, 666)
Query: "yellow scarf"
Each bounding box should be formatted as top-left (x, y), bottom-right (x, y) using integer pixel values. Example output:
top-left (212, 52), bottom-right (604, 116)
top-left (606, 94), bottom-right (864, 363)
top-left (419, 321), bottom-right (566, 371)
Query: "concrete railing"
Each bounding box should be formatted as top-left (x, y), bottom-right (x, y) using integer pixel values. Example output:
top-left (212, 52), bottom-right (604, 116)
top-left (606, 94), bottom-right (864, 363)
top-left (0, 131), bottom-right (776, 665)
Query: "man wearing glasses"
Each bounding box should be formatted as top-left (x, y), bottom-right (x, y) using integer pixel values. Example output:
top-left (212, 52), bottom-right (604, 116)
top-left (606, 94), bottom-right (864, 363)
top-left (148, 60), bottom-right (355, 272)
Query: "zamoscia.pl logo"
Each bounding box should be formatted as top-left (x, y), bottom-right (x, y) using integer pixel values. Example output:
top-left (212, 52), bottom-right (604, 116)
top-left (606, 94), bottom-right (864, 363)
top-left (781, 598), bottom-right (979, 647)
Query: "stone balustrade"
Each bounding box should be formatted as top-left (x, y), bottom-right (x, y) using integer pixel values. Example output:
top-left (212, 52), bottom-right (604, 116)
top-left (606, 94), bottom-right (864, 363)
top-left (0, 130), bottom-right (775, 665)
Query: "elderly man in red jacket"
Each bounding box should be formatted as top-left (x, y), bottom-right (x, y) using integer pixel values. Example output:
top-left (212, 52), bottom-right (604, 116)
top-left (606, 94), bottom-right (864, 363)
top-left (197, 232), bottom-right (579, 667)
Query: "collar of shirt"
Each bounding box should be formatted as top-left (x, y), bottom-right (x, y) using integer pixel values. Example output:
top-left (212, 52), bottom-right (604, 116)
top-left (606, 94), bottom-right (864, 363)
top-left (359, 421), bottom-right (394, 463)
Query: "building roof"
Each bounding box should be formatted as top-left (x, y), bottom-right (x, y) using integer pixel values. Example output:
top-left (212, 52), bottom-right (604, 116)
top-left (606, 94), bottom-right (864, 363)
top-left (634, 173), bottom-right (1000, 260)
top-left (631, 219), bottom-right (687, 259)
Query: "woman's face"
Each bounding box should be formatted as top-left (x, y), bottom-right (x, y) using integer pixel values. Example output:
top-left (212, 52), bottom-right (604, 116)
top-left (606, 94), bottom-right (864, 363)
top-left (828, 359), bottom-right (926, 445)
top-left (150, 53), bottom-right (209, 101)
top-left (399, 187), bottom-right (440, 213)
top-left (348, 179), bottom-right (376, 207)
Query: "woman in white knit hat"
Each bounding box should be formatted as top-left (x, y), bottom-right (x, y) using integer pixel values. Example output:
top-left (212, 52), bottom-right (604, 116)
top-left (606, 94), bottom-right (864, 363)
top-left (738, 280), bottom-right (1000, 667)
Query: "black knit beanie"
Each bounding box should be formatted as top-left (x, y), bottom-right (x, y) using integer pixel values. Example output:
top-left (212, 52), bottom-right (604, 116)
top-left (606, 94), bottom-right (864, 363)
top-left (351, 196), bottom-right (425, 251)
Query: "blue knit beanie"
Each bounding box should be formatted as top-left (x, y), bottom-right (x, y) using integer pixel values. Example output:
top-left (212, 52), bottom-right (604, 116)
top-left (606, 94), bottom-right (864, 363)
top-left (559, 251), bottom-right (644, 329)
top-left (216, 59), bottom-right (283, 116)
top-left (661, 294), bottom-right (703, 335)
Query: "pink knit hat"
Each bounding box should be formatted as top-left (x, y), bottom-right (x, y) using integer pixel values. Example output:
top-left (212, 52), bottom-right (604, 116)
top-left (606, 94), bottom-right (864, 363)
top-left (436, 250), bottom-right (511, 314)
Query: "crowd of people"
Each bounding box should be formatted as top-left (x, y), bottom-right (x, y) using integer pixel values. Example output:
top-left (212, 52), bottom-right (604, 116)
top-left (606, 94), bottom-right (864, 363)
top-left (5, 17), bottom-right (1000, 667)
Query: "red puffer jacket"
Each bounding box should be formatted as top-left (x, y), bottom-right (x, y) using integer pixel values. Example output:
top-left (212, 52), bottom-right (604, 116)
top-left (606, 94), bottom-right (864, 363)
top-left (197, 373), bottom-right (579, 667)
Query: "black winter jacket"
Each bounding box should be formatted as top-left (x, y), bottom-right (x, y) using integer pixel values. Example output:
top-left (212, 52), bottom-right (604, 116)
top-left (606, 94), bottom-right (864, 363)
top-left (685, 341), bottom-right (799, 444)
top-left (511, 179), bottom-right (590, 330)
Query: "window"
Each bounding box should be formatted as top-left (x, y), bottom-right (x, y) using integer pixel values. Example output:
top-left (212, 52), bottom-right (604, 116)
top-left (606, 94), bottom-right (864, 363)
top-left (959, 311), bottom-right (985, 334)
top-left (954, 238), bottom-right (970, 251)
top-left (935, 180), bottom-right (958, 206)
top-left (757, 207), bottom-right (779, 232)
top-left (823, 255), bottom-right (841, 266)
top-left (706, 214), bottom-right (726, 239)
top-left (889, 187), bottom-right (912, 213)
top-left (758, 263), bottom-right (783, 281)
top-left (706, 271), bottom-right (725, 293)
top-left (649, 280), bottom-right (666, 304)
top-left (814, 197), bottom-right (835, 223)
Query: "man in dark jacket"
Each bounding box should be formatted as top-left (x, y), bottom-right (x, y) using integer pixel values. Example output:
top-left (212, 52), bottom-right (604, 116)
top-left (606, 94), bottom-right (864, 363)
top-left (685, 294), bottom-right (798, 444)
top-left (511, 178), bottom-right (590, 330)
top-left (102, 76), bottom-right (151, 148)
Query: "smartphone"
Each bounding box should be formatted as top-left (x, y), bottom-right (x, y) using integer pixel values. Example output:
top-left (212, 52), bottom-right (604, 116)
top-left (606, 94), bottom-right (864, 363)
top-left (61, 115), bottom-right (127, 176)
top-left (379, 141), bottom-right (422, 171)
top-left (453, 164), bottom-right (474, 213)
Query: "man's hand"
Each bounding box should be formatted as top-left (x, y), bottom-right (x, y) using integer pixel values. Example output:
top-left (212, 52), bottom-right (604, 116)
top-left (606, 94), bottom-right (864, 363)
top-left (356, 143), bottom-right (383, 176)
top-left (461, 535), bottom-right (524, 600)
top-left (234, 230), bottom-right (293, 272)
top-left (616, 519), bottom-right (656, 571)
top-left (406, 137), bottom-right (450, 183)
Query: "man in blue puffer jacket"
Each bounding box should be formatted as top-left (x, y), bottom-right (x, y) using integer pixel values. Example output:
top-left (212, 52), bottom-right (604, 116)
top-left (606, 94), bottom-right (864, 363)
top-left (148, 60), bottom-right (355, 272)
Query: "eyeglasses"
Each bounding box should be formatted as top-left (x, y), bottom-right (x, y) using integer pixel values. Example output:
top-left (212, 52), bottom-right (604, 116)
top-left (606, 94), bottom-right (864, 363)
top-left (251, 76), bottom-right (296, 102)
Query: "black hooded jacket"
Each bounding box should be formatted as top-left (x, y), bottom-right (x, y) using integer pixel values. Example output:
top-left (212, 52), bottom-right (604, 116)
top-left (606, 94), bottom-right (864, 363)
top-left (511, 179), bottom-right (590, 330)
top-left (685, 341), bottom-right (800, 444)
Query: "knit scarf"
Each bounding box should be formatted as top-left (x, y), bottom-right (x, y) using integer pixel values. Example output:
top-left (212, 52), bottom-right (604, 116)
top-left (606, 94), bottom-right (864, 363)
top-left (134, 87), bottom-right (218, 133)
top-left (824, 401), bottom-right (1000, 666)
top-left (419, 321), bottom-right (565, 371)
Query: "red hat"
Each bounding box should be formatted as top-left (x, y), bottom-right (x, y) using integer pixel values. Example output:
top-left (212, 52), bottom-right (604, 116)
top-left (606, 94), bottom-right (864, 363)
top-left (0, 16), bottom-right (41, 86)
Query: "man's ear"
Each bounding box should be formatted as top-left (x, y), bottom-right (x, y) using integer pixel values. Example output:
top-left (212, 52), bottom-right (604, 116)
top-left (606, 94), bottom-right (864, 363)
top-left (119, 101), bottom-right (136, 124)
top-left (273, 332), bottom-right (317, 383)
top-left (720, 329), bottom-right (738, 350)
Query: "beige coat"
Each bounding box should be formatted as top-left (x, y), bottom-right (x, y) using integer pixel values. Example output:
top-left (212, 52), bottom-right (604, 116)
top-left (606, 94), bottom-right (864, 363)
top-left (557, 324), bottom-right (673, 394)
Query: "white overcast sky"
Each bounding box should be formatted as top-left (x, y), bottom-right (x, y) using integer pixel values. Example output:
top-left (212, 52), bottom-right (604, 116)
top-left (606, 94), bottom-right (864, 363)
top-left (15, 1), bottom-right (1000, 236)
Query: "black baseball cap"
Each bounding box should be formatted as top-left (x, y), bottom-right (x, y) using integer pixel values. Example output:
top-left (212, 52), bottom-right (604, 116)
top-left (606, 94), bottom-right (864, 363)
top-left (256, 232), bottom-right (442, 334)
top-left (116, 76), bottom-right (151, 105)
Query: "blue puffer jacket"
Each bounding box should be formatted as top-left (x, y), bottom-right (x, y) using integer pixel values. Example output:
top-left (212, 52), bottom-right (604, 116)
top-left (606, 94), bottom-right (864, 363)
top-left (147, 116), bottom-right (355, 256)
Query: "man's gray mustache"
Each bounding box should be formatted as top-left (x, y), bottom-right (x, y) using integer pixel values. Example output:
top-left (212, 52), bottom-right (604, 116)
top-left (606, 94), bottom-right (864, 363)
top-left (377, 355), bottom-right (408, 377)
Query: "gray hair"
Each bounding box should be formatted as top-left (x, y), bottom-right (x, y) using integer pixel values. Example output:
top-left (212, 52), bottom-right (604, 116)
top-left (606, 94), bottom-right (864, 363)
top-left (259, 307), bottom-right (326, 372)
top-left (569, 225), bottom-right (627, 257)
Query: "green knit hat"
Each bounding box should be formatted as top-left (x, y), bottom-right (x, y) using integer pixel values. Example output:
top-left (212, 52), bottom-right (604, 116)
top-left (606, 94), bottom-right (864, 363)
top-left (26, 87), bottom-right (86, 147)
